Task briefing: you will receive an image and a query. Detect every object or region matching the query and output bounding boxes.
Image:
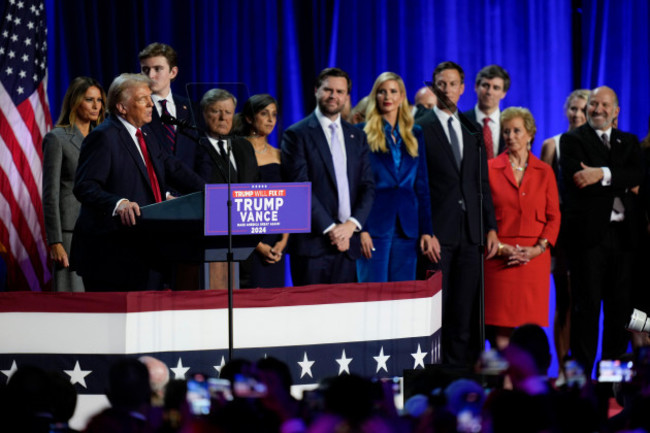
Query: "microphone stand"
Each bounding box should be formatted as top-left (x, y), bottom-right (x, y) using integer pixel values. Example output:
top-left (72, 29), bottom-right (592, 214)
top-left (456, 110), bottom-right (487, 355)
top-left (426, 83), bottom-right (488, 357)
top-left (164, 114), bottom-right (237, 360)
top-left (224, 136), bottom-right (235, 361)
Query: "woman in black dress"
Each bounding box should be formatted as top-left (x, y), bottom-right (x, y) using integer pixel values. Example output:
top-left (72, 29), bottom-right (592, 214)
top-left (234, 94), bottom-right (287, 288)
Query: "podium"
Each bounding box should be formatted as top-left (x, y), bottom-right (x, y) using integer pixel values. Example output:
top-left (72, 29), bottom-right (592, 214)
top-left (139, 191), bottom-right (261, 263)
top-left (138, 184), bottom-right (311, 359)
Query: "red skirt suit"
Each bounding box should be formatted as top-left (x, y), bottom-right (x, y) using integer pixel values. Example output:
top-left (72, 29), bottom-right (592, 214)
top-left (484, 152), bottom-right (561, 327)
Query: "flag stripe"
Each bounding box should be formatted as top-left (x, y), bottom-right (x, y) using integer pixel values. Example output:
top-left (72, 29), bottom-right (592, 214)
top-left (0, 104), bottom-right (48, 287)
top-left (0, 211), bottom-right (30, 289)
top-left (0, 170), bottom-right (42, 289)
top-left (35, 81), bottom-right (52, 138)
top-left (0, 273), bottom-right (443, 313)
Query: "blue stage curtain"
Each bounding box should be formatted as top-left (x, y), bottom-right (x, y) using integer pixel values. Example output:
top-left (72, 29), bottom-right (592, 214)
top-left (46, 0), bottom-right (578, 152)
top-left (579, 0), bottom-right (650, 138)
top-left (44, 1), bottom-right (648, 140)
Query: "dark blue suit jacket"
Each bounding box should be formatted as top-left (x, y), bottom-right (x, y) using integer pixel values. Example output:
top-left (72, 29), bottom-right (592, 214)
top-left (416, 110), bottom-right (497, 245)
top-left (358, 123), bottom-right (432, 239)
top-left (148, 94), bottom-right (205, 172)
top-left (281, 112), bottom-right (375, 259)
top-left (72, 115), bottom-right (205, 285)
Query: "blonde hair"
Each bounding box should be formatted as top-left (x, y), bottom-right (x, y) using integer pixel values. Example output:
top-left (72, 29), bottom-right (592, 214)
top-left (563, 89), bottom-right (590, 112)
top-left (364, 72), bottom-right (418, 157)
top-left (501, 107), bottom-right (537, 144)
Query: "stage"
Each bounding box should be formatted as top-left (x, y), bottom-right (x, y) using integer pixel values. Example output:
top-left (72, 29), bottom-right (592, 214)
top-left (0, 273), bottom-right (441, 428)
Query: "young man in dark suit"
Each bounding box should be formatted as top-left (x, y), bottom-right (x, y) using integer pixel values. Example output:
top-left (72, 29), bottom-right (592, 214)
top-left (281, 67), bottom-right (375, 285)
top-left (462, 64), bottom-right (510, 159)
top-left (560, 86), bottom-right (643, 375)
top-left (72, 74), bottom-right (205, 292)
top-left (416, 61), bottom-right (499, 366)
top-left (139, 43), bottom-right (204, 180)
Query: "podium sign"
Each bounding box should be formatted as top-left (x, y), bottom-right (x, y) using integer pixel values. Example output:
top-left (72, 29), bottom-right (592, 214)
top-left (205, 182), bottom-right (311, 236)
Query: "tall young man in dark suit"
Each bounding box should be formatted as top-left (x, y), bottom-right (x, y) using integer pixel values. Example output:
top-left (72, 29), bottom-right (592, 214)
top-left (560, 86), bottom-right (643, 375)
top-left (72, 74), bottom-right (205, 292)
top-left (139, 43), bottom-right (204, 179)
top-left (462, 64), bottom-right (510, 159)
top-left (281, 67), bottom-right (375, 285)
top-left (417, 62), bottom-right (499, 366)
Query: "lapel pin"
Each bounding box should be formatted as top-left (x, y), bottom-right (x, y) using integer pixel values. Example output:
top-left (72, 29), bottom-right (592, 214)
top-left (350, 134), bottom-right (355, 138)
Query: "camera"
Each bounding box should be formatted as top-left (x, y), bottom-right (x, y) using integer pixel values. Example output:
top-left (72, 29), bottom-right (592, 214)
top-left (627, 309), bottom-right (650, 333)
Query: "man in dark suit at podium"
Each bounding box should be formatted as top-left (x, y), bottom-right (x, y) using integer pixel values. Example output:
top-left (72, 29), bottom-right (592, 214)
top-left (72, 74), bottom-right (205, 292)
top-left (281, 67), bottom-right (375, 286)
top-left (560, 86), bottom-right (643, 375)
top-left (417, 61), bottom-right (499, 366)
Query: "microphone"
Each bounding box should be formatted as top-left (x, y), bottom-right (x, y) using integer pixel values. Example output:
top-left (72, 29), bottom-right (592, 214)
top-left (424, 80), bottom-right (457, 114)
top-left (160, 113), bottom-right (201, 131)
top-left (424, 80), bottom-right (480, 138)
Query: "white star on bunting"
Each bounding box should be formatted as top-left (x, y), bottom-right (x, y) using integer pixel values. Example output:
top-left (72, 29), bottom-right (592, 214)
top-left (213, 356), bottom-right (226, 375)
top-left (411, 344), bottom-right (427, 369)
top-left (298, 352), bottom-right (315, 378)
top-left (64, 361), bottom-right (92, 388)
top-left (335, 349), bottom-right (353, 375)
top-left (171, 358), bottom-right (190, 379)
top-left (373, 347), bottom-right (390, 373)
top-left (1, 360), bottom-right (18, 383)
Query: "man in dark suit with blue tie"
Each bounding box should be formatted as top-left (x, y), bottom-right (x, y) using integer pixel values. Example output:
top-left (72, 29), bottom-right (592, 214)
top-left (560, 86), bottom-right (643, 375)
top-left (417, 62), bottom-right (499, 366)
top-left (139, 43), bottom-right (204, 178)
top-left (282, 67), bottom-right (375, 285)
top-left (72, 74), bottom-right (205, 292)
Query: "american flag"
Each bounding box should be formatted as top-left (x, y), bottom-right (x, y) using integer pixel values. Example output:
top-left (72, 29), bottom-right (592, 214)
top-left (0, 0), bottom-right (52, 290)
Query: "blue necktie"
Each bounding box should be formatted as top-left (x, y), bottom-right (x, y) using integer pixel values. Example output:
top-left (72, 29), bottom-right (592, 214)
top-left (448, 117), bottom-right (461, 169)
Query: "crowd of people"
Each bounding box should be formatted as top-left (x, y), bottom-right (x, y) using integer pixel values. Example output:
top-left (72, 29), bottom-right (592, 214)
top-left (4, 326), bottom-right (650, 432)
top-left (39, 40), bottom-right (650, 416)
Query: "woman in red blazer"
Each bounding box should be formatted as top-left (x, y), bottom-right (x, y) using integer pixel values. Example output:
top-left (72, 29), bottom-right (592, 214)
top-left (485, 107), bottom-right (561, 349)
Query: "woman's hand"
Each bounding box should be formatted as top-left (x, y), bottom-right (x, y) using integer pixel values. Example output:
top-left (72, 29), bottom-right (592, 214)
top-left (256, 242), bottom-right (282, 264)
top-left (49, 243), bottom-right (69, 267)
top-left (499, 244), bottom-right (542, 266)
top-left (420, 234), bottom-right (441, 263)
top-left (361, 232), bottom-right (374, 259)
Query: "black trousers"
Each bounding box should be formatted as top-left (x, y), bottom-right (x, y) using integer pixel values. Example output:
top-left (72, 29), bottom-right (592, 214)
top-left (438, 218), bottom-right (481, 367)
top-left (569, 222), bottom-right (632, 376)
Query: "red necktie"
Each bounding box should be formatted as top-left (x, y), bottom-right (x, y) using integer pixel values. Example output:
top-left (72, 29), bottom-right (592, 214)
top-left (483, 117), bottom-right (494, 160)
top-left (159, 99), bottom-right (176, 152)
top-left (135, 129), bottom-right (162, 203)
